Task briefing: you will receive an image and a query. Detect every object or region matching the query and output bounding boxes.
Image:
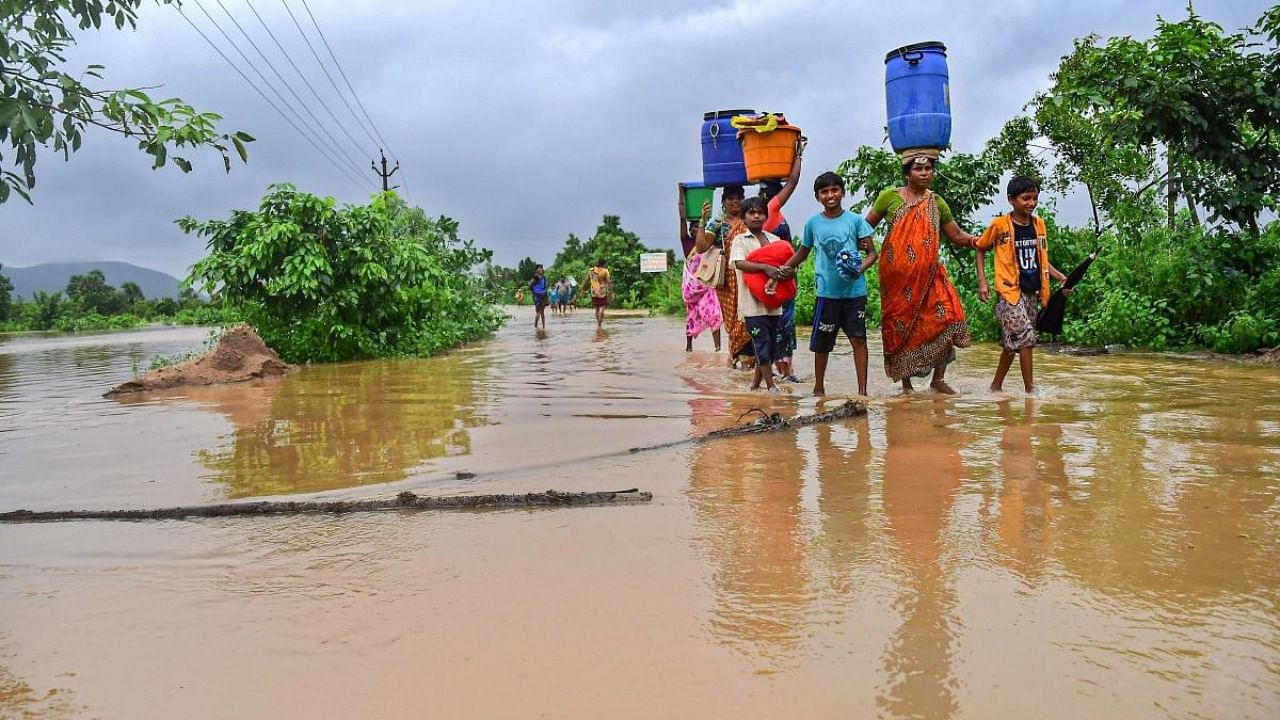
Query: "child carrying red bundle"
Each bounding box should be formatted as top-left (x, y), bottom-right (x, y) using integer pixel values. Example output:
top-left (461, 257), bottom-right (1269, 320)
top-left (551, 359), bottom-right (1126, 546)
top-left (743, 240), bottom-right (797, 308)
top-left (729, 196), bottom-right (794, 392)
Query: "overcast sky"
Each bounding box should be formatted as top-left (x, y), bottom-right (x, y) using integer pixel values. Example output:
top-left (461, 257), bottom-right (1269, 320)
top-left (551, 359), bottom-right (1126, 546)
top-left (0, 0), bottom-right (1269, 278)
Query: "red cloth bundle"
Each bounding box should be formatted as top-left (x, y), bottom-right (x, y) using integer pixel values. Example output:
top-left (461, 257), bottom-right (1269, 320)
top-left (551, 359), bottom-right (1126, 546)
top-left (744, 240), bottom-right (797, 309)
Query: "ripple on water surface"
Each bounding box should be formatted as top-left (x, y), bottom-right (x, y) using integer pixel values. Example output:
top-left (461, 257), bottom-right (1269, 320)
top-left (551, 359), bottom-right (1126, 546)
top-left (1, 317), bottom-right (1279, 718)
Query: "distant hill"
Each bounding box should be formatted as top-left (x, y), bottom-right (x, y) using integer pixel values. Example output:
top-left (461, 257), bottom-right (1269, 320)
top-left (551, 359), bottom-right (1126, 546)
top-left (1, 261), bottom-right (184, 300)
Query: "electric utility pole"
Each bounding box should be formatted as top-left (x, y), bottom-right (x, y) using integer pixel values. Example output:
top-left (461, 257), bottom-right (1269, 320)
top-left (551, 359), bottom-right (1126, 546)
top-left (372, 149), bottom-right (399, 191)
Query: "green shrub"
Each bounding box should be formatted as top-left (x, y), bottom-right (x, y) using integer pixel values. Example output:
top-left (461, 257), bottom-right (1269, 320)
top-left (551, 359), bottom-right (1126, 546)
top-left (1067, 288), bottom-right (1173, 349)
top-left (642, 265), bottom-right (684, 315)
top-left (182, 186), bottom-right (503, 364)
top-left (172, 304), bottom-right (241, 326)
top-left (53, 312), bottom-right (147, 332)
top-left (1198, 311), bottom-right (1280, 354)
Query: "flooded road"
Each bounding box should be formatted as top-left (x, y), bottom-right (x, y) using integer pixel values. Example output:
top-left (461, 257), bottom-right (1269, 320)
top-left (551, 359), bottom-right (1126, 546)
top-left (2, 313), bottom-right (1278, 718)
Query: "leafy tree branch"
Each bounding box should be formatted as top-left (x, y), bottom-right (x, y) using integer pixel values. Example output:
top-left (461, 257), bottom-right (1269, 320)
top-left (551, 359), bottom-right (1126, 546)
top-left (1, 0), bottom-right (254, 204)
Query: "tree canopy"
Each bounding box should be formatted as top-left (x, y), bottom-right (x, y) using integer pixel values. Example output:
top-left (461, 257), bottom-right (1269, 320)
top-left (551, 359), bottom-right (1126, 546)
top-left (0, 0), bottom-right (253, 204)
top-left (182, 185), bottom-right (503, 363)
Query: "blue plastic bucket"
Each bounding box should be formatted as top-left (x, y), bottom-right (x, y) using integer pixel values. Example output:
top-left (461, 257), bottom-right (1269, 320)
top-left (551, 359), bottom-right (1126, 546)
top-left (884, 42), bottom-right (950, 152)
top-left (701, 109), bottom-right (754, 186)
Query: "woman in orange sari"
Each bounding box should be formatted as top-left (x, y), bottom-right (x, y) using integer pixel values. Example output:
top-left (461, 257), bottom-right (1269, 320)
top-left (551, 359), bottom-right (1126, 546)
top-left (694, 185), bottom-right (753, 367)
top-left (864, 154), bottom-right (978, 393)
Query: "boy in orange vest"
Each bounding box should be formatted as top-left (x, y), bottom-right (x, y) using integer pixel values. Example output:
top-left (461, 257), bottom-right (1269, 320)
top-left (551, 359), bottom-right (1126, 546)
top-left (974, 176), bottom-right (1071, 393)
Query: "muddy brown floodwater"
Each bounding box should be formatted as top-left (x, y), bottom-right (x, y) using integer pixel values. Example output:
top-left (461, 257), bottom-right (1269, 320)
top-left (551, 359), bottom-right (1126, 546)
top-left (1, 313), bottom-right (1278, 719)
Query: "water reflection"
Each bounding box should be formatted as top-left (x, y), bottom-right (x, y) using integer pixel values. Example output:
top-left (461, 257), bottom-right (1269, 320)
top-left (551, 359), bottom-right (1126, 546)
top-left (1049, 390), bottom-right (1280, 603)
top-left (878, 401), bottom-right (967, 720)
top-left (687, 393), bottom-right (812, 667)
top-left (991, 398), bottom-right (1068, 582)
top-left (814, 420), bottom-right (873, 589)
top-left (0, 662), bottom-right (80, 719)
top-left (0, 351), bottom-right (13, 403)
top-left (113, 353), bottom-right (491, 498)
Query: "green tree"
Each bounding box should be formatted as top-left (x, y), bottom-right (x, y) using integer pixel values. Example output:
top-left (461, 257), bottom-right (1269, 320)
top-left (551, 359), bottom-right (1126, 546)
top-left (1, 0), bottom-right (254, 204)
top-left (515, 256), bottom-right (538, 280)
top-left (29, 289), bottom-right (61, 329)
top-left (1040, 5), bottom-right (1280, 233)
top-left (571, 215), bottom-right (671, 308)
top-left (119, 280), bottom-right (144, 308)
top-left (65, 268), bottom-right (121, 314)
top-left (154, 296), bottom-right (178, 315)
top-left (181, 184), bottom-right (503, 363)
top-left (0, 262), bottom-right (12, 321)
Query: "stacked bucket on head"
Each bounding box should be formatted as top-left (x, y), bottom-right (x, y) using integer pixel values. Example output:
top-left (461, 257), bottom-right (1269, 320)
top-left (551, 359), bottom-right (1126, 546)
top-left (884, 41), bottom-right (951, 159)
top-left (681, 109), bottom-right (802, 220)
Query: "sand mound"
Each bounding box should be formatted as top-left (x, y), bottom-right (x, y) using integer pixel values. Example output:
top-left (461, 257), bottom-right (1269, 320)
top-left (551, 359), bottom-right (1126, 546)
top-left (105, 325), bottom-right (296, 397)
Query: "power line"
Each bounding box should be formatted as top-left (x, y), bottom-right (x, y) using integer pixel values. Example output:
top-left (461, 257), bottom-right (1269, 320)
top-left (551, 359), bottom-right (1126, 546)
top-left (275, 0), bottom-right (378, 151)
top-left (188, 0), bottom-right (369, 184)
top-left (174, 5), bottom-right (375, 192)
top-left (295, 0), bottom-right (388, 152)
top-left (295, 0), bottom-right (414, 203)
top-left (206, 0), bottom-right (369, 179)
top-left (239, 0), bottom-right (373, 172)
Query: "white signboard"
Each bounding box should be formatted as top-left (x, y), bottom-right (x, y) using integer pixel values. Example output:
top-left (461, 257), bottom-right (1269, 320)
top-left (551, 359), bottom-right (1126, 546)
top-left (639, 252), bottom-right (668, 273)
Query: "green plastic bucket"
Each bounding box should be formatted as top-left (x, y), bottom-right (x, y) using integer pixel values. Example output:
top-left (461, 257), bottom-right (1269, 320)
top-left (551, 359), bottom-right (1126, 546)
top-left (682, 181), bottom-right (715, 220)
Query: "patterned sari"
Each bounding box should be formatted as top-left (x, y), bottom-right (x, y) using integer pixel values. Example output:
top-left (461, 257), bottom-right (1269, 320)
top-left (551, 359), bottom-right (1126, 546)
top-left (683, 251), bottom-right (723, 338)
top-left (878, 191), bottom-right (971, 381)
top-left (707, 216), bottom-right (752, 359)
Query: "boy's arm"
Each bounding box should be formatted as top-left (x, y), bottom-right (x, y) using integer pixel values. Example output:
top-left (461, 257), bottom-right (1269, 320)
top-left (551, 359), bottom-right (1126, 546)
top-left (1047, 262), bottom-right (1072, 295)
top-left (857, 236), bottom-right (878, 273)
top-left (1047, 262), bottom-right (1068, 283)
top-left (972, 223), bottom-right (997, 251)
top-left (781, 245), bottom-right (811, 274)
top-left (976, 250), bottom-right (991, 301)
top-left (734, 259), bottom-right (786, 278)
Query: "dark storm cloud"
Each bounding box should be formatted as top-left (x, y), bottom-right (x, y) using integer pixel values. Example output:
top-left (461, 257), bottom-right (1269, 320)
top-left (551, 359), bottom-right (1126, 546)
top-left (0, 0), bottom-right (1271, 277)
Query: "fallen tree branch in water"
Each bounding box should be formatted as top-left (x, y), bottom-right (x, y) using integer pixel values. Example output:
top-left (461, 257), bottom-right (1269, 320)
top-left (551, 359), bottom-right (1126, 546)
top-left (629, 399), bottom-right (867, 454)
top-left (0, 489), bottom-right (651, 524)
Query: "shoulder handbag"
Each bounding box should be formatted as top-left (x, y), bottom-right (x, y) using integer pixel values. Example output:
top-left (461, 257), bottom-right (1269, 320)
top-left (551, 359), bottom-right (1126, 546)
top-left (694, 245), bottom-right (725, 288)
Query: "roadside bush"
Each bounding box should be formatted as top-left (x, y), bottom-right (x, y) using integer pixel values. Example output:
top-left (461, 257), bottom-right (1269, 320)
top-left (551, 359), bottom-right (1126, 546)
top-left (172, 304), bottom-right (241, 326)
top-left (1066, 288), bottom-right (1173, 349)
top-left (182, 185), bottom-right (503, 363)
top-left (642, 265), bottom-right (684, 316)
top-left (53, 312), bottom-right (147, 332)
top-left (1198, 311), bottom-right (1280, 354)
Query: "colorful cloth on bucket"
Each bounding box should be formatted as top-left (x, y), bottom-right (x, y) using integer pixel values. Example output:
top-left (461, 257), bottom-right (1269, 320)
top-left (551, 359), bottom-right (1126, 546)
top-left (877, 190), bottom-right (971, 381)
top-left (730, 112), bottom-right (788, 133)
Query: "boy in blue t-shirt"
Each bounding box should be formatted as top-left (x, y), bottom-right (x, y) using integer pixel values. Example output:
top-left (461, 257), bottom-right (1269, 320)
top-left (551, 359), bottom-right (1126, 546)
top-left (781, 172), bottom-right (878, 396)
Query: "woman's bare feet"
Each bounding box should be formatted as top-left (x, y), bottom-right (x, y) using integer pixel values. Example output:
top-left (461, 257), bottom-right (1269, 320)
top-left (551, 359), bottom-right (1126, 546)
top-left (931, 380), bottom-right (957, 395)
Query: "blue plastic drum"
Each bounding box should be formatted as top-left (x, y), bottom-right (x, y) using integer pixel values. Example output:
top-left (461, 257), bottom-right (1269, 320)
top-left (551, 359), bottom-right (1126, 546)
top-left (884, 42), bottom-right (951, 152)
top-left (701, 109), bottom-right (754, 186)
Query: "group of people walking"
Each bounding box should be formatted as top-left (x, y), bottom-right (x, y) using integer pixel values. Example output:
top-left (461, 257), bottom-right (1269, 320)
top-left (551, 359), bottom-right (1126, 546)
top-left (529, 261), bottom-right (613, 329)
top-left (681, 145), bottom-right (1071, 396)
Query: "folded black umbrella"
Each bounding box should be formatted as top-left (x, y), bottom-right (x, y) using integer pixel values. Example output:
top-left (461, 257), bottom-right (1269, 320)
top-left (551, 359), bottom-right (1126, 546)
top-left (1036, 248), bottom-right (1099, 334)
